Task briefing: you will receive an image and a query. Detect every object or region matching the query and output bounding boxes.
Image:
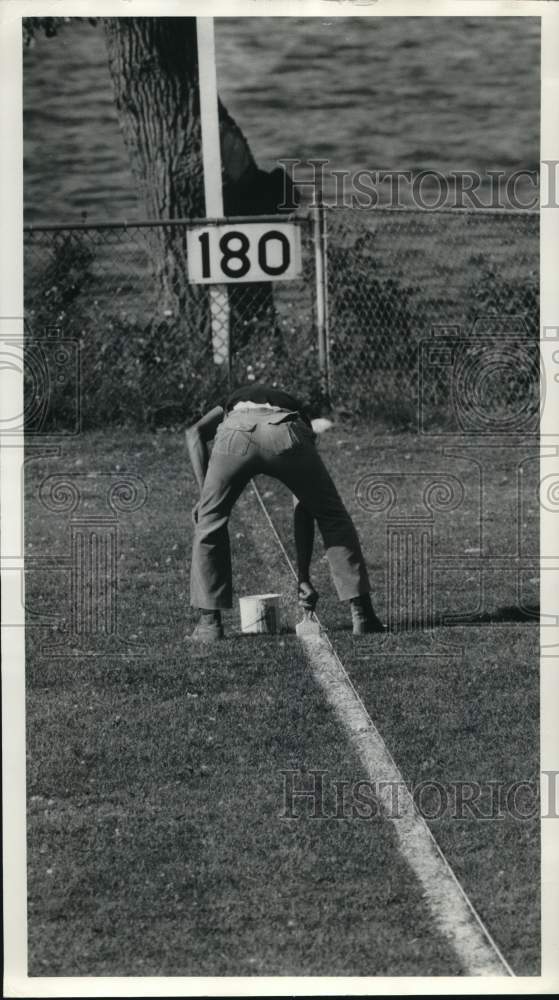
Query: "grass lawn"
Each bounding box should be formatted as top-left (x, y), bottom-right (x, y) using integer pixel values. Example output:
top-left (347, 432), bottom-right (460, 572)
top-left (25, 424), bottom-right (539, 976)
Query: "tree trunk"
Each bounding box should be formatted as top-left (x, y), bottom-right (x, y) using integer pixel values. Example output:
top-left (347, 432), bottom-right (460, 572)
top-left (103, 17), bottom-right (288, 356)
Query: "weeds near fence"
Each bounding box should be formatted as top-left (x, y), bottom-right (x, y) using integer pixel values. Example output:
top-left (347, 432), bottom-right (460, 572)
top-left (465, 255), bottom-right (539, 332)
top-left (23, 209), bottom-right (539, 429)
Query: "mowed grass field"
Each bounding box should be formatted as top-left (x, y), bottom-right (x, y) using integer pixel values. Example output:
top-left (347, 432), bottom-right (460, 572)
top-left (24, 424), bottom-right (539, 976)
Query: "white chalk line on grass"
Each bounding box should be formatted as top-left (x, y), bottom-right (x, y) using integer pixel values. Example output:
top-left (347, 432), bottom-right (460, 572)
top-left (247, 480), bottom-right (514, 978)
top-left (300, 632), bottom-right (514, 978)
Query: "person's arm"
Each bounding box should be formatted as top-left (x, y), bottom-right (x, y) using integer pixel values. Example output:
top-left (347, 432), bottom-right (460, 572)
top-left (292, 495), bottom-right (319, 612)
top-left (185, 406), bottom-right (224, 491)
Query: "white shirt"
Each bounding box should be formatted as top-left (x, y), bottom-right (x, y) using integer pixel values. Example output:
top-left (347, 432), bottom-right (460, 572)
top-left (232, 401), bottom-right (282, 412)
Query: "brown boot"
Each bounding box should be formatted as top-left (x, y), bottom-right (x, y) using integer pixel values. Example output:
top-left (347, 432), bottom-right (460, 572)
top-left (187, 611), bottom-right (224, 642)
top-left (350, 595), bottom-right (387, 635)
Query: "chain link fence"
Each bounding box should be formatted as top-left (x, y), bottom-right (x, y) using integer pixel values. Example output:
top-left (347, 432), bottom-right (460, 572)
top-left (23, 218), bottom-right (318, 429)
top-left (23, 207), bottom-right (539, 432)
top-left (326, 208), bottom-right (539, 432)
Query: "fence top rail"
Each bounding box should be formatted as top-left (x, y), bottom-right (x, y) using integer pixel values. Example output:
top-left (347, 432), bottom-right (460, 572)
top-left (325, 205), bottom-right (540, 217)
top-left (23, 205), bottom-right (540, 233)
top-left (23, 212), bottom-right (307, 233)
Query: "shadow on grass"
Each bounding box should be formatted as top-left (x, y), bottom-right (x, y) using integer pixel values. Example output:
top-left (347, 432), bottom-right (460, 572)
top-left (219, 602), bottom-right (541, 639)
top-left (327, 603), bottom-right (540, 634)
top-left (441, 603), bottom-right (540, 626)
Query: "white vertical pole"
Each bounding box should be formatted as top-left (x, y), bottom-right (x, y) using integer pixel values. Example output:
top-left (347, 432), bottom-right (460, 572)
top-left (321, 201), bottom-right (331, 400)
top-left (196, 17), bottom-right (230, 370)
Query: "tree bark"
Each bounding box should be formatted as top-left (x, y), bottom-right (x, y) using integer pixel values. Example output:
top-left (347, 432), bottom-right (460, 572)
top-left (103, 17), bottom-right (259, 220)
top-left (102, 17), bottom-right (289, 352)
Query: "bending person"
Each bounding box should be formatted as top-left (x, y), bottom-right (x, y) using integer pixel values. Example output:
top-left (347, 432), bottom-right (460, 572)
top-left (186, 382), bottom-right (385, 641)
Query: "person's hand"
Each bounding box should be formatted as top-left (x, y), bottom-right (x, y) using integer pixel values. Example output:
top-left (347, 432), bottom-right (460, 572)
top-left (298, 581), bottom-right (319, 611)
top-left (192, 501), bottom-right (200, 526)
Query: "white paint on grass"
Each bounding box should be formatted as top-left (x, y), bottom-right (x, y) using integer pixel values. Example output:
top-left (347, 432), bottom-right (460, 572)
top-left (246, 479), bottom-right (515, 977)
top-left (298, 631), bottom-right (515, 978)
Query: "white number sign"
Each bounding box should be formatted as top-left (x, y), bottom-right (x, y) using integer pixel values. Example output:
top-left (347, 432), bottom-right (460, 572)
top-left (187, 221), bottom-right (302, 284)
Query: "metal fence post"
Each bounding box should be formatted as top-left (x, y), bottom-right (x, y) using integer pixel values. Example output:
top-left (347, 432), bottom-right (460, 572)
top-left (313, 201), bottom-right (330, 404)
top-left (23, 210), bottom-right (539, 426)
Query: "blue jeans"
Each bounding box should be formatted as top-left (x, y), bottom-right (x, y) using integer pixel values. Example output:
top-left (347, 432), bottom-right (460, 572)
top-left (190, 408), bottom-right (370, 609)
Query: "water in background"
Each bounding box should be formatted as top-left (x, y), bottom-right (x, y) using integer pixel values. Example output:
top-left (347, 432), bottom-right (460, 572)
top-left (23, 16), bottom-right (540, 224)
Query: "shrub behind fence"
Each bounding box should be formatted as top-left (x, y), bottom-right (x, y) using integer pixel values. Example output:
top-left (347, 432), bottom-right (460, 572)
top-left (326, 208), bottom-right (539, 429)
top-left (23, 207), bottom-right (539, 430)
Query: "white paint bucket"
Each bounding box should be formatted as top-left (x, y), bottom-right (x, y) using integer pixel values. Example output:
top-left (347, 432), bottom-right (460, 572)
top-left (239, 593), bottom-right (282, 635)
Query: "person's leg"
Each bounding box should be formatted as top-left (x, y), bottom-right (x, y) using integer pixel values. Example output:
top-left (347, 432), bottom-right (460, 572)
top-left (190, 448), bottom-right (254, 614)
top-left (264, 422), bottom-right (385, 632)
top-left (268, 429), bottom-right (369, 600)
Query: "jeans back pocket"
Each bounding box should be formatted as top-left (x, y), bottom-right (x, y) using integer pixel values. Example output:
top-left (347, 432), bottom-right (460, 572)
top-left (213, 418), bottom-right (257, 456)
top-left (287, 419), bottom-right (317, 449)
